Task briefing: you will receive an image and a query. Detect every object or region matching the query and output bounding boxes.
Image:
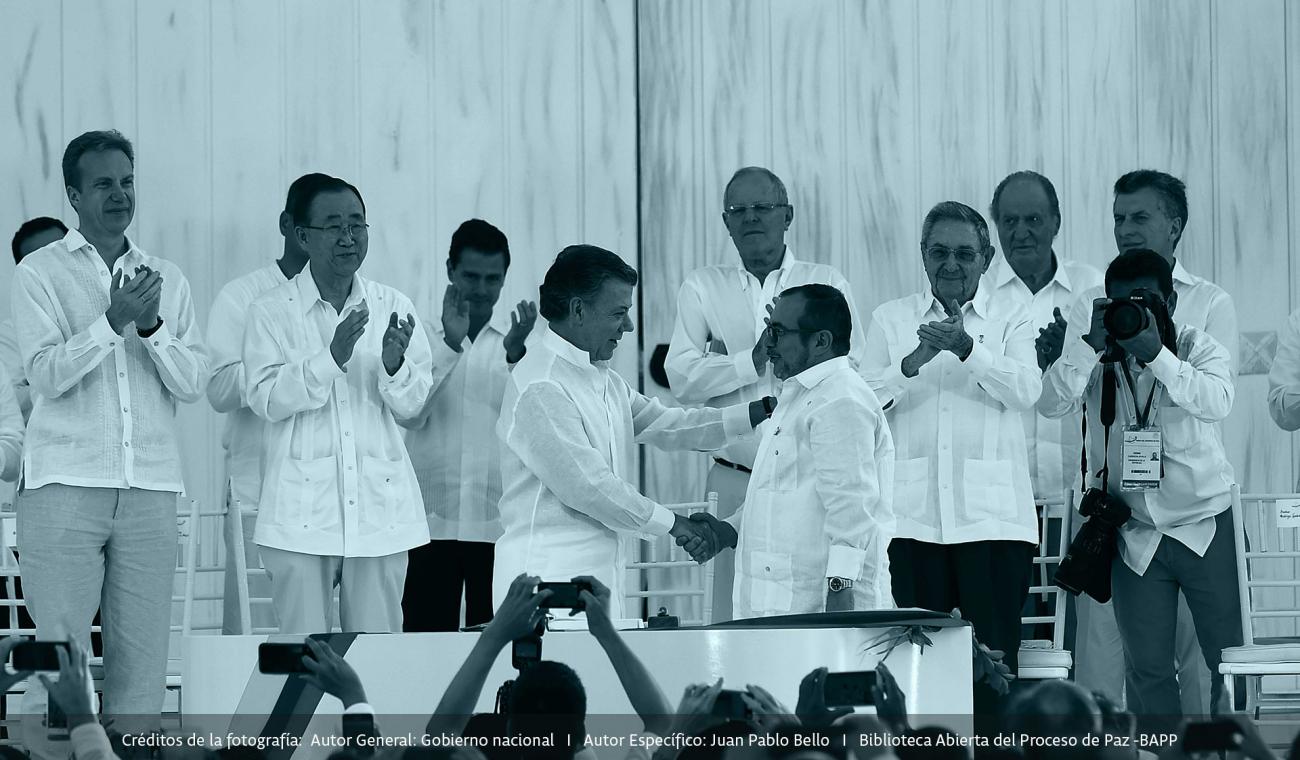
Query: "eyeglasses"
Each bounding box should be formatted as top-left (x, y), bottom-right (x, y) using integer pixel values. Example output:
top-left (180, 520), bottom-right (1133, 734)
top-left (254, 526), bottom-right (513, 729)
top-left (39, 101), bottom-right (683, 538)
top-left (300, 222), bottom-right (370, 240)
top-left (923, 246), bottom-right (982, 265)
top-left (765, 324), bottom-right (817, 341)
top-left (724, 202), bottom-right (790, 218)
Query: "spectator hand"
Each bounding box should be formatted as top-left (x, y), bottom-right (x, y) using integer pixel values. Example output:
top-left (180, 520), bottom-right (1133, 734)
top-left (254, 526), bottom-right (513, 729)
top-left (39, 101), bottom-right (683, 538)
top-left (0, 637), bottom-right (32, 695)
top-left (484, 574), bottom-right (549, 647)
top-left (441, 284), bottom-right (471, 350)
top-left (330, 303), bottom-right (370, 369)
top-left (132, 265), bottom-right (163, 332)
top-left (743, 683), bottom-right (794, 732)
top-left (870, 663), bottom-right (910, 735)
top-left (381, 312), bottom-right (415, 375)
top-left (574, 575), bottom-right (615, 636)
top-left (300, 637), bottom-right (367, 708)
top-left (796, 667), bottom-right (853, 728)
top-left (669, 679), bottom-right (724, 740)
top-left (503, 300), bottom-right (538, 363)
top-left (38, 640), bottom-right (95, 729)
top-left (1115, 306), bottom-right (1163, 363)
top-left (1036, 307), bottom-right (1068, 370)
top-left (918, 301), bottom-right (974, 359)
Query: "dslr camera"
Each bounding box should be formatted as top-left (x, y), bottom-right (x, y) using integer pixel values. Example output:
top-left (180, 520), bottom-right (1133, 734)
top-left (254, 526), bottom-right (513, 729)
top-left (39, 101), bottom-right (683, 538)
top-left (1101, 291), bottom-right (1177, 358)
top-left (1054, 488), bottom-right (1132, 603)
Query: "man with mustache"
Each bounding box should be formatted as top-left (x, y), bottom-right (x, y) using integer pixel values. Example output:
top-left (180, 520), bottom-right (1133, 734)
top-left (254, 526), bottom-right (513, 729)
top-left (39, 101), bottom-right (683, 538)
top-left (399, 218), bottom-right (537, 632)
top-left (12, 130), bottom-right (209, 730)
top-left (863, 201), bottom-right (1040, 712)
top-left (494, 245), bottom-right (774, 620)
top-left (685, 284), bottom-right (895, 619)
top-left (243, 176), bottom-right (433, 634)
top-left (665, 166), bottom-right (867, 622)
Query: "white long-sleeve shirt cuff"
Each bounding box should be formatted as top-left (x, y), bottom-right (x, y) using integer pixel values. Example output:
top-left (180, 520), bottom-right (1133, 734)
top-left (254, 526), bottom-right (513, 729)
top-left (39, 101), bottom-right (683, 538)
top-left (1146, 346), bottom-right (1181, 384)
top-left (721, 400), bottom-right (754, 438)
top-left (732, 350), bottom-right (761, 386)
top-left (88, 313), bottom-right (119, 346)
top-left (379, 355), bottom-right (415, 387)
top-left (644, 504), bottom-right (677, 537)
top-left (826, 545), bottom-right (867, 580)
top-left (961, 340), bottom-right (994, 377)
top-left (343, 702), bottom-right (375, 716)
top-left (310, 347), bottom-right (347, 382)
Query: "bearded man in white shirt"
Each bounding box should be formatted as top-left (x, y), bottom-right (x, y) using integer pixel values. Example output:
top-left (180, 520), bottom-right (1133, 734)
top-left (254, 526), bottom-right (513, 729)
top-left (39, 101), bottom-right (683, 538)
top-left (495, 245), bottom-right (775, 620)
top-left (687, 284), bottom-right (894, 619)
top-left (1038, 249), bottom-right (1240, 731)
top-left (243, 176), bottom-right (433, 634)
top-left (665, 166), bottom-right (868, 622)
top-left (12, 130), bottom-right (209, 727)
top-left (399, 218), bottom-right (537, 632)
top-left (863, 201), bottom-right (1040, 684)
top-left (207, 172), bottom-right (331, 634)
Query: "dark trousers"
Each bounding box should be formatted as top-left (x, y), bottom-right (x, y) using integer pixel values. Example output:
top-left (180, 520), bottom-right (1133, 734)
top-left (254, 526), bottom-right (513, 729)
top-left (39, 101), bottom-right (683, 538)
top-left (401, 540), bottom-right (495, 632)
top-left (1111, 508), bottom-right (1242, 734)
top-left (890, 537), bottom-right (1035, 725)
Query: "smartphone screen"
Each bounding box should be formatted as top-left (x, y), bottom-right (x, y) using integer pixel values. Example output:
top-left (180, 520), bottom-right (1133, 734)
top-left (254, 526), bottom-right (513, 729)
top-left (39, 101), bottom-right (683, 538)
top-left (12, 642), bottom-right (69, 672)
top-left (511, 636), bottom-right (542, 671)
top-left (823, 670), bottom-right (877, 707)
top-left (257, 643), bottom-right (313, 674)
top-left (537, 581), bottom-right (590, 610)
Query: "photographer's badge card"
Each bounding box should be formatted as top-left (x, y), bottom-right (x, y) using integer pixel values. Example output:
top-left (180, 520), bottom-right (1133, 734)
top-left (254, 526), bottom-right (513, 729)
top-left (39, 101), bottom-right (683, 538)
top-left (1121, 427), bottom-right (1162, 491)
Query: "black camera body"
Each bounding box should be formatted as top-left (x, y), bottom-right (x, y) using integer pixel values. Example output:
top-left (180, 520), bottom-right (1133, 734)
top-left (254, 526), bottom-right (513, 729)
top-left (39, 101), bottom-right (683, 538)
top-left (1101, 292), bottom-right (1177, 357)
top-left (1054, 488), bottom-right (1132, 603)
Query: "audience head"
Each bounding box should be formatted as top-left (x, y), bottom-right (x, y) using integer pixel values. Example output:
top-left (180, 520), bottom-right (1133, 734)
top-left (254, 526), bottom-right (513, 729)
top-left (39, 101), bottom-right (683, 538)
top-left (11, 216), bottom-right (68, 264)
top-left (919, 201), bottom-right (994, 307)
top-left (1005, 680), bottom-right (1102, 759)
top-left (291, 176), bottom-right (368, 280)
top-left (279, 173), bottom-right (336, 247)
top-left (506, 660), bottom-right (586, 759)
top-left (1104, 248), bottom-right (1176, 312)
top-left (895, 727), bottom-right (969, 760)
top-left (62, 130), bottom-right (136, 238)
top-left (722, 166), bottom-right (794, 277)
top-left (539, 245), bottom-right (637, 362)
top-left (447, 219), bottom-right (511, 315)
top-left (1113, 170), bottom-right (1187, 261)
top-left (990, 171), bottom-right (1061, 278)
top-left (766, 284), bottom-right (851, 380)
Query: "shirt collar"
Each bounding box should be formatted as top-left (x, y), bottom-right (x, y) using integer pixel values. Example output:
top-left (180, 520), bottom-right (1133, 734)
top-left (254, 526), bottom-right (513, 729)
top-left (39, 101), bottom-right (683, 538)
top-left (737, 245), bottom-right (797, 288)
top-left (485, 306), bottom-right (514, 336)
top-left (1171, 258), bottom-right (1197, 286)
top-left (543, 326), bottom-right (600, 373)
top-left (293, 266), bottom-right (367, 314)
top-left (789, 355), bottom-right (850, 390)
top-left (64, 228), bottom-right (146, 270)
top-left (991, 251), bottom-right (1073, 291)
top-left (919, 285), bottom-right (989, 321)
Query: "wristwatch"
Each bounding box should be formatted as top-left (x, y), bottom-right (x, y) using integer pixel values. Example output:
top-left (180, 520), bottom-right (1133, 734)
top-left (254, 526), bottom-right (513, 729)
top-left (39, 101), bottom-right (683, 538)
top-left (827, 577), bottom-right (853, 593)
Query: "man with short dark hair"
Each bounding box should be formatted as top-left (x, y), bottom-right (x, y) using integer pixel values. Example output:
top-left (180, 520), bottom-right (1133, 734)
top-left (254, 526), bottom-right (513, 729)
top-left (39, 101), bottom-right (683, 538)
top-left (243, 176), bottom-right (433, 634)
top-left (665, 166), bottom-right (868, 622)
top-left (13, 129), bottom-right (209, 726)
top-left (2, 217), bottom-right (69, 423)
top-left (493, 245), bottom-right (773, 619)
top-left (207, 172), bottom-right (332, 634)
top-left (1039, 249), bottom-right (1240, 731)
top-left (863, 201), bottom-right (1040, 683)
top-left (399, 218), bottom-right (537, 632)
top-left (688, 283), bottom-right (895, 618)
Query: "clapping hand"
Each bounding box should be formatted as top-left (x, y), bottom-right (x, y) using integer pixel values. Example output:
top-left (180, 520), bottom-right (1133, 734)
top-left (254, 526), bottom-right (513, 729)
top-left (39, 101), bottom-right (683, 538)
top-left (917, 299), bottom-right (974, 358)
top-left (330, 303), bottom-right (370, 369)
top-left (300, 637), bottom-right (367, 708)
top-left (441, 284), bottom-right (471, 350)
top-left (105, 266), bottom-right (163, 334)
top-left (382, 312), bottom-right (416, 375)
top-left (1035, 307), bottom-right (1068, 370)
top-left (133, 266), bottom-right (164, 331)
top-left (504, 300), bottom-right (538, 363)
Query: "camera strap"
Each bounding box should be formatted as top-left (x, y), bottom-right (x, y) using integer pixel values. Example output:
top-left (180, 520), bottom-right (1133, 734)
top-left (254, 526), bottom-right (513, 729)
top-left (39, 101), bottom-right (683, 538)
top-left (1118, 360), bottom-right (1159, 428)
top-left (1081, 362), bottom-right (1118, 492)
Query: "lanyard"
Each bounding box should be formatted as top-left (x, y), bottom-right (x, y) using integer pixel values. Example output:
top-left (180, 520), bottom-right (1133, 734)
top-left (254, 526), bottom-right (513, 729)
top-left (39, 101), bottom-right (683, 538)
top-left (1118, 361), bottom-right (1159, 428)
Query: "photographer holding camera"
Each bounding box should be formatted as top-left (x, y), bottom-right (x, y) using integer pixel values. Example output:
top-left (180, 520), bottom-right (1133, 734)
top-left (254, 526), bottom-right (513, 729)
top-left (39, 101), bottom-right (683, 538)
top-left (1037, 249), bottom-right (1239, 733)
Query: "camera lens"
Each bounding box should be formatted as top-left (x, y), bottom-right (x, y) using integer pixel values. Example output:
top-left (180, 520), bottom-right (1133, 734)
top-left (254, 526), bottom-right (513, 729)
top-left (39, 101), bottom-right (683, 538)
top-left (1103, 300), bottom-right (1148, 340)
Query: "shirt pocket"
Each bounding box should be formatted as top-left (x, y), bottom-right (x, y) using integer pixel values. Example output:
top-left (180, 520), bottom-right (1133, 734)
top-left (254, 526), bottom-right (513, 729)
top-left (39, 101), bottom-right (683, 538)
top-left (279, 456), bottom-right (340, 530)
top-left (359, 455), bottom-right (405, 531)
top-left (749, 550), bottom-right (794, 614)
top-left (961, 458), bottom-right (1018, 522)
top-left (893, 457), bottom-right (931, 514)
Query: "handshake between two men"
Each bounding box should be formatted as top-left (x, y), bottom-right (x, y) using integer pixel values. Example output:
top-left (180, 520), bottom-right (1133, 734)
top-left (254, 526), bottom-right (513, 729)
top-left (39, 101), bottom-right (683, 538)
top-left (673, 511), bottom-right (738, 563)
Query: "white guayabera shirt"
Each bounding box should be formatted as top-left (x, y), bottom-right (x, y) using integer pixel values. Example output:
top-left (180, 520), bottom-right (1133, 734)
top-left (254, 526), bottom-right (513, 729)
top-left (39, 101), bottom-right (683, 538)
top-left (12, 229), bottom-right (208, 491)
top-left (243, 270), bottom-right (432, 558)
top-left (494, 328), bottom-right (752, 620)
top-left (863, 287), bottom-right (1041, 546)
top-left (731, 356), bottom-right (895, 619)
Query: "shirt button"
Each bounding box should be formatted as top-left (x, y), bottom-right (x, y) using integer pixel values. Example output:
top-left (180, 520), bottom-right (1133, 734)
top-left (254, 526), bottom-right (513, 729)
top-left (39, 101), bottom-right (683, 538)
top-left (344, 431), bottom-right (351, 437)
top-left (123, 441), bottom-right (130, 448)
top-left (153, 341), bottom-right (160, 347)
top-left (348, 499), bottom-right (354, 505)
top-left (347, 465), bottom-right (354, 471)
top-left (118, 372), bottom-right (125, 378)
top-left (122, 407), bottom-right (129, 413)
top-left (765, 566), bottom-right (771, 572)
